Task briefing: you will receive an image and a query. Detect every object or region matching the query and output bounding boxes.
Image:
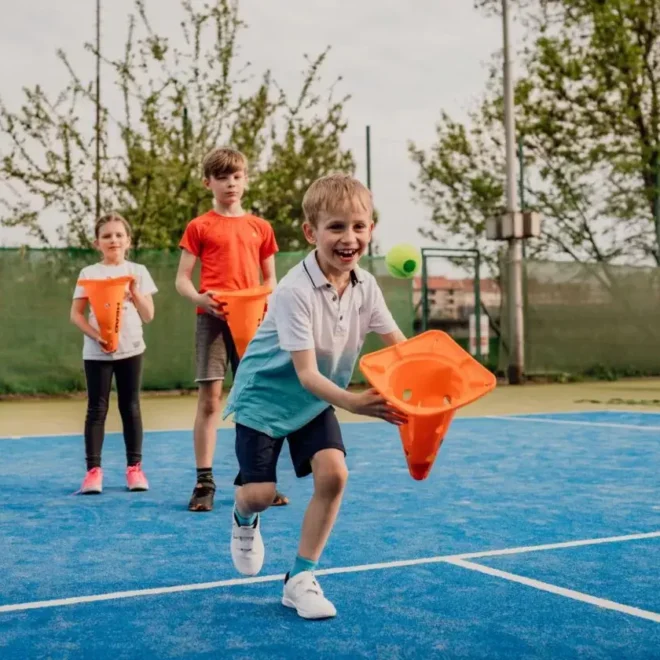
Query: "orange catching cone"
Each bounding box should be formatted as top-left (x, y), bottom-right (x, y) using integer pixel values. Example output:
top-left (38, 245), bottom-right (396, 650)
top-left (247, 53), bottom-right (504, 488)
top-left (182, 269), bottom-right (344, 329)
top-left (77, 276), bottom-right (134, 353)
top-left (213, 285), bottom-right (272, 358)
top-left (359, 330), bottom-right (496, 480)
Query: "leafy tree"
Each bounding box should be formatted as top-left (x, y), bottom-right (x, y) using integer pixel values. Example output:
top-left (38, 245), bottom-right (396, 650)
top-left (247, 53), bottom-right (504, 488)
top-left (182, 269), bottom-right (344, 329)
top-left (412, 0), bottom-right (660, 272)
top-left (0, 0), bottom-right (354, 250)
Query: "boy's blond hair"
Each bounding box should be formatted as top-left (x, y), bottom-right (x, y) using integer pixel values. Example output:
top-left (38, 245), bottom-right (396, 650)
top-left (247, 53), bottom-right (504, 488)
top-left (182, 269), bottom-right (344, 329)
top-left (95, 212), bottom-right (132, 239)
top-left (202, 147), bottom-right (248, 180)
top-left (302, 173), bottom-right (373, 226)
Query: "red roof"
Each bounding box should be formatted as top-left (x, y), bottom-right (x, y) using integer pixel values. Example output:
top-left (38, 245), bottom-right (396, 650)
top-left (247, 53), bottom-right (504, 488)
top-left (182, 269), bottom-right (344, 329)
top-left (413, 276), bottom-right (500, 294)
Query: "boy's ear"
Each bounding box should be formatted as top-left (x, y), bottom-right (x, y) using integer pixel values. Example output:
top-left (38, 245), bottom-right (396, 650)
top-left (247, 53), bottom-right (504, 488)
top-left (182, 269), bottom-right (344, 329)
top-left (202, 177), bottom-right (211, 190)
top-left (302, 221), bottom-right (316, 245)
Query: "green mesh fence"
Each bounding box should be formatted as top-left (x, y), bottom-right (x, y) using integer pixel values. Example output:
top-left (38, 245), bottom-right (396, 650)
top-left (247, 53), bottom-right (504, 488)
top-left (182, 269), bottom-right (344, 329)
top-left (498, 259), bottom-right (660, 376)
top-left (0, 248), bottom-right (413, 395)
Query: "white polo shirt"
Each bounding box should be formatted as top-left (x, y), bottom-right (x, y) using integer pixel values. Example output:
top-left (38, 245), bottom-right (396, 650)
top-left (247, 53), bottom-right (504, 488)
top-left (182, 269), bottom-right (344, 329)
top-left (223, 250), bottom-right (400, 437)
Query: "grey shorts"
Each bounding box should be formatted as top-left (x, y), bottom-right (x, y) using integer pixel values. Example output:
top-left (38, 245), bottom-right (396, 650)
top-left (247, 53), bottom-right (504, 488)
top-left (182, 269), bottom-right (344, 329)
top-left (195, 313), bottom-right (240, 382)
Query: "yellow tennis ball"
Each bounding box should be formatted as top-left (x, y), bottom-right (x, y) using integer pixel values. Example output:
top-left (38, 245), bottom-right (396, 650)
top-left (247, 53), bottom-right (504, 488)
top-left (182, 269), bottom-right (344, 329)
top-left (385, 243), bottom-right (421, 278)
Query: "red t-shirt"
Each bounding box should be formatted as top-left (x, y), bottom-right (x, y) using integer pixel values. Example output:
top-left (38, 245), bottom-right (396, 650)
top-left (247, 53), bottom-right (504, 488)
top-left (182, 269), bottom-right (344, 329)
top-left (179, 211), bottom-right (279, 312)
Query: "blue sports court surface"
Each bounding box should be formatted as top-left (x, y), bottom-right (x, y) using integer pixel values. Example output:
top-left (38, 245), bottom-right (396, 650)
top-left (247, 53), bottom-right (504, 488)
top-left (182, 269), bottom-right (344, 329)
top-left (0, 410), bottom-right (658, 658)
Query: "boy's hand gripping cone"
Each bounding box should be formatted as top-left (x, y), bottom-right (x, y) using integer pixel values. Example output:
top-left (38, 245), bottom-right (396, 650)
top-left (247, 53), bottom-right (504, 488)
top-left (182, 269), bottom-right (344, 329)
top-left (359, 330), bottom-right (496, 480)
top-left (214, 285), bottom-right (272, 358)
top-left (76, 276), bottom-right (134, 353)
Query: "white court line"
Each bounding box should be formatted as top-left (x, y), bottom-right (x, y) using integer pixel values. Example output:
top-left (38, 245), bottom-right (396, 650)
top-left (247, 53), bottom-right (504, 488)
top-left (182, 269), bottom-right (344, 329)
top-left (483, 415), bottom-right (660, 431)
top-left (0, 427), bottom-right (194, 441)
top-left (0, 573), bottom-right (287, 613)
top-left (0, 415), bottom-right (527, 441)
top-left (445, 558), bottom-right (660, 624)
top-left (604, 409), bottom-right (660, 416)
top-left (0, 555), bottom-right (461, 613)
top-left (1, 531), bottom-right (657, 614)
top-left (0, 410), bottom-right (652, 441)
top-left (458, 531), bottom-right (660, 560)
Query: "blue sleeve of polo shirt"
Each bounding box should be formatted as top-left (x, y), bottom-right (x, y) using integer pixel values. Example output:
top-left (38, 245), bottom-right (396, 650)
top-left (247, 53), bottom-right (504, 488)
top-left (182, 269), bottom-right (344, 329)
top-left (273, 286), bottom-right (315, 352)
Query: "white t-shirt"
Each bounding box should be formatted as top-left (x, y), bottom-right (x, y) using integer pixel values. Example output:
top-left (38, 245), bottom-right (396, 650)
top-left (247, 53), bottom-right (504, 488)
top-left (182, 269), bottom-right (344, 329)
top-left (72, 261), bottom-right (158, 361)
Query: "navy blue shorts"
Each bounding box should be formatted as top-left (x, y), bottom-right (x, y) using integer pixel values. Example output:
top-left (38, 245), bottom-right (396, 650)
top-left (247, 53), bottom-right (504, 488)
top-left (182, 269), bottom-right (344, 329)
top-left (233, 407), bottom-right (346, 485)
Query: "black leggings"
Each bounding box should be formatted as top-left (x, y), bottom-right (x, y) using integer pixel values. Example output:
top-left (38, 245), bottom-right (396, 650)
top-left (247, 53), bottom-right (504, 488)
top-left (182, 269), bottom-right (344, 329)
top-left (84, 354), bottom-right (144, 470)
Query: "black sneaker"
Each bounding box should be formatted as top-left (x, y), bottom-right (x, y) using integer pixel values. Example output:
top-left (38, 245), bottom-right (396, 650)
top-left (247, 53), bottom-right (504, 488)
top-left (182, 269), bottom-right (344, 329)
top-left (188, 479), bottom-right (216, 512)
top-left (272, 491), bottom-right (290, 506)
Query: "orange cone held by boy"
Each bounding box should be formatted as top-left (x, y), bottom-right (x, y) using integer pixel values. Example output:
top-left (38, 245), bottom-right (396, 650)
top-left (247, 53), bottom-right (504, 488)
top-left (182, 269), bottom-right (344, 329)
top-left (359, 330), bottom-right (496, 480)
top-left (76, 276), bottom-right (134, 353)
top-left (213, 285), bottom-right (272, 358)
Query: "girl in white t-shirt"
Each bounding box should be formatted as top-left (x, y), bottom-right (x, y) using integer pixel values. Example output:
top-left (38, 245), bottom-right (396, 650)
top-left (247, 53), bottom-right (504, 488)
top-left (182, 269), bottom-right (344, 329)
top-left (70, 213), bottom-right (158, 495)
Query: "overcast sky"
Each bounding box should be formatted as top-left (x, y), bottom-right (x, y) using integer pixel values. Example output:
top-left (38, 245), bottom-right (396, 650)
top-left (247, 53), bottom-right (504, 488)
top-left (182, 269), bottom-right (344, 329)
top-left (0, 0), bottom-right (512, 271)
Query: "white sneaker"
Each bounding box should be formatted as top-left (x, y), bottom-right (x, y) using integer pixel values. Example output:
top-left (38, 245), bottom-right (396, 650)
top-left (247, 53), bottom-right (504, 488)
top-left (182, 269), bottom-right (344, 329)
top-left (282, 571), bottom-right (337, 619)
top-left (231, 510), bottom-right (265, 576)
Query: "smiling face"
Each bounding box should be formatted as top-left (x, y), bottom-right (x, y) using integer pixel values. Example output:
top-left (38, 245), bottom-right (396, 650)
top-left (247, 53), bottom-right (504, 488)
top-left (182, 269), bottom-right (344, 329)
top-left (94, 218), bottom-right (131, 264)
top-left (303, 206), bottom-right (373, 281)
top-left (301, 174), bottom-right (375, 284)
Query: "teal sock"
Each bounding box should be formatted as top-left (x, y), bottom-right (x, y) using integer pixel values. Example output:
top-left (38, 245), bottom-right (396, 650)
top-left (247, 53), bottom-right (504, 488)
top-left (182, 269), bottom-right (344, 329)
top-left (234, 507), bottom-right (256, 527)
top-left (290, 554), bottom-right (317, 579)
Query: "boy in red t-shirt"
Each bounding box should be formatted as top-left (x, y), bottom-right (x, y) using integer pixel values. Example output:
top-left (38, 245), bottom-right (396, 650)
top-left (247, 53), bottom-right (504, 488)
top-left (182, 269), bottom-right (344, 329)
top-left (176, 147), bottom-right (289, 512)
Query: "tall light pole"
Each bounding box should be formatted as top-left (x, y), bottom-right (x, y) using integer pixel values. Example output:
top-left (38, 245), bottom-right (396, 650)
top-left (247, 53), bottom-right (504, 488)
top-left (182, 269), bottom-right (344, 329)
top-left (95, 0), bottom-right (102, 220)
top-left (502, 0), bottom-right (525, 384)
top-left (366, 125), bottom-right (373, 257)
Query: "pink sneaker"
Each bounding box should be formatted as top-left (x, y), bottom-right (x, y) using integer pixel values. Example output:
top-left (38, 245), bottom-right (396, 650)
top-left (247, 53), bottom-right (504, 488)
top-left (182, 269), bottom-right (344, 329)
top-left (126, 463), bottom-right (149, 492)
top-left (80, 467), bottom-right (103, 494)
